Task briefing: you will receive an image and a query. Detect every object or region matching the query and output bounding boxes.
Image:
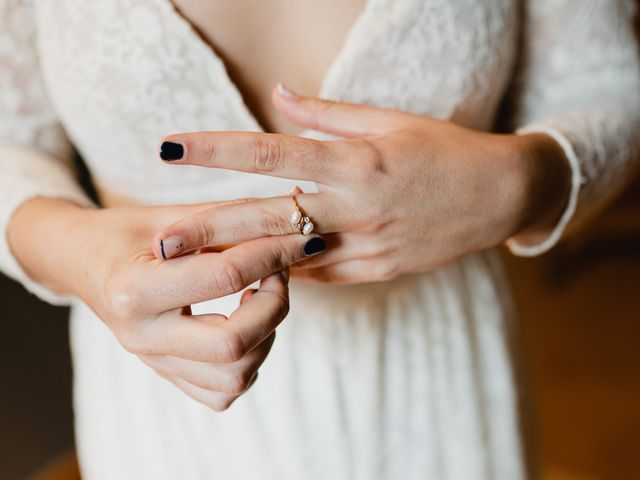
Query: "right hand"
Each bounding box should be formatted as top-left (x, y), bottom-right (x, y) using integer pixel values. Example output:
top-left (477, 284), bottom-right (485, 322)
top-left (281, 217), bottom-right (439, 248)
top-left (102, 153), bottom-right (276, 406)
top-left (8, 198), bottom-right (326, 410)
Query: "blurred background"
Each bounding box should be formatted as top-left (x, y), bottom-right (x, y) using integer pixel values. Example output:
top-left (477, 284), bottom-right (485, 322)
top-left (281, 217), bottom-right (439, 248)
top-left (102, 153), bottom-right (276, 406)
top-left (1, 177), bottom-right (639, 480)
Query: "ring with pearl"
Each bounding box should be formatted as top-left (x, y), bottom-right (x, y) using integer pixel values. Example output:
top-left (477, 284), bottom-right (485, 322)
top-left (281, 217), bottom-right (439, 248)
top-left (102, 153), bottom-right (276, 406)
top-left (290, 196), bottom-right (315, 235)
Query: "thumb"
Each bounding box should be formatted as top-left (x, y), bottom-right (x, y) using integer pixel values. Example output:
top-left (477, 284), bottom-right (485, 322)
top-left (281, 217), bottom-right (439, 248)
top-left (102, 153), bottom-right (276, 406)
top-left (272, 83), bottom-right (408, 138)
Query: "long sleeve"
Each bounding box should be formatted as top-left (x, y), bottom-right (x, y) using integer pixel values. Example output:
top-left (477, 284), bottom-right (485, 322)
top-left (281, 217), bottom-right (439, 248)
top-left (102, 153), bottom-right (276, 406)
top-left (505, 0), bottom-right (640, 256)
top-left (0, 0), bottom-right (95, 305)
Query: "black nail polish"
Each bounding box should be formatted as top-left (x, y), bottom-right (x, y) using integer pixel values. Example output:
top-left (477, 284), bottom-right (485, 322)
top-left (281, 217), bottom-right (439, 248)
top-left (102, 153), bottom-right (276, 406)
top-left (304, 237), bottom-right (326, 256)
top-left (160, 142), bottom-right (184, 161)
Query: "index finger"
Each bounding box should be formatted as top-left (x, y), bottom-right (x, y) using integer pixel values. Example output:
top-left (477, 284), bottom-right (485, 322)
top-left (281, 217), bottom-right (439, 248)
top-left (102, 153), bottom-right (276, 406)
top-left (159, 131), bottom-right (356, 184)
top-left (131, 233), bottom-right (326, 314)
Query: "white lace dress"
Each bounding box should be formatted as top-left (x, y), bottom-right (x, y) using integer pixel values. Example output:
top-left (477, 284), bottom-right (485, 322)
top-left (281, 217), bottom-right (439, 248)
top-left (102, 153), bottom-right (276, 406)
top-left (1, 1), bottom-right (639, 479)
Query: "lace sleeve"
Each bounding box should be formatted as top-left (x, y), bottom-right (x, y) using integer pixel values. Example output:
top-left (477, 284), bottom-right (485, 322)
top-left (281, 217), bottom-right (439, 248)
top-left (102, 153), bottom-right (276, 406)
top-left (504, 0), bottom-right (640, 256)
top-left (0, 0), bottom-right (95, 305)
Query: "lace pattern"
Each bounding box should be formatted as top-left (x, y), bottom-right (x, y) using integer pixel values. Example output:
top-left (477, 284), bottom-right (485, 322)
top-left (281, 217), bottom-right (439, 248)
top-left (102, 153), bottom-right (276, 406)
top-left (0, 2), bottom-right (638, 478)
top-left (1, 0), bottom-right (639, 297)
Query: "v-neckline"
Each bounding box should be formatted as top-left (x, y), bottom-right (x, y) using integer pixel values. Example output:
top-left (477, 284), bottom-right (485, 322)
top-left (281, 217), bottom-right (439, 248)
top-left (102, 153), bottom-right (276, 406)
top-left (159, 0), bottom-right (377, 136)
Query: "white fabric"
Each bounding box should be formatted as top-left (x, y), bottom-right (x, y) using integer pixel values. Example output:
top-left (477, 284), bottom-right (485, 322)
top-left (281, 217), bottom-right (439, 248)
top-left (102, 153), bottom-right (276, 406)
top-left (1, 1), bottom-right (639, 479)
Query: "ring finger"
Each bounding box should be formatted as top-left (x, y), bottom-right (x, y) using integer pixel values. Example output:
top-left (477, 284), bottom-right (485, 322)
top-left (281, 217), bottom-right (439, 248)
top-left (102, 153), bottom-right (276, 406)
top-left (292, 232), bottom-right (385, 270)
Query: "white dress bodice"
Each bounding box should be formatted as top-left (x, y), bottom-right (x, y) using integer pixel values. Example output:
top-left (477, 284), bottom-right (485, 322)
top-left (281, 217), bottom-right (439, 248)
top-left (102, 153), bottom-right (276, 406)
top-left (1, 1), bottom-right (639, 479)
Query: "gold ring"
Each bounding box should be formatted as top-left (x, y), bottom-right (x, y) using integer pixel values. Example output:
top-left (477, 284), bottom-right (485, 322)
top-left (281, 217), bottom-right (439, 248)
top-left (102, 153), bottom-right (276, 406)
top-left (290, 195), bottom-right (314, 235)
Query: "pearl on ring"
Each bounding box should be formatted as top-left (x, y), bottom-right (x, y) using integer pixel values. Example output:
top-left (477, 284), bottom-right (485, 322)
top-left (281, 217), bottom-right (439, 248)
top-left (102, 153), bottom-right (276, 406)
top-left (302, 222), bottom-right (314, 235)
top-left (290, 196), bottom-right (315, 235)
top-left (291, 210), bottom-right (302, 225)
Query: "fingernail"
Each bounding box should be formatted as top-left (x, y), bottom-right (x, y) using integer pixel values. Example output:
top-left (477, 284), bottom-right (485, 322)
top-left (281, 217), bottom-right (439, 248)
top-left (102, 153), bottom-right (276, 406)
top-left (160, 235), bottom-right (184, 259)
top-left (303, 237), bottom-right (326, 256)
top-left (160, 141), bottom-right (184, 161)
top-left (277, 82), bottom-right (299, 100)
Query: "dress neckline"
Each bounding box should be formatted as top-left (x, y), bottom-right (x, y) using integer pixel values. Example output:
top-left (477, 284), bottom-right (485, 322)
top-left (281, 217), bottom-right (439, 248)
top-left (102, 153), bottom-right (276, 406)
top-left (158, 0), bottom-right (377, 136)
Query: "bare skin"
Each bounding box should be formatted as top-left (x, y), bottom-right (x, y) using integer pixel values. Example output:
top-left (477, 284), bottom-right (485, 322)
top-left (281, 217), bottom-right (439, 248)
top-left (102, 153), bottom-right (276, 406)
top-left (9, 197), bottom-right (326, 411)
top-left (172, 0), bottom-right (367, 134)
top-left (156, 87), bottom-right (570, 283)
top-left (7, 0), bottom-right (570, 410)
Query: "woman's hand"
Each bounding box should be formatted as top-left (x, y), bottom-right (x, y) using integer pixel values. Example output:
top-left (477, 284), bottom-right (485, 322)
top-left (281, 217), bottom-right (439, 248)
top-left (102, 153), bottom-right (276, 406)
top-left (153, 84), bottom-right (571, 284)
top-left (8, 197), bottom-right (326, 410)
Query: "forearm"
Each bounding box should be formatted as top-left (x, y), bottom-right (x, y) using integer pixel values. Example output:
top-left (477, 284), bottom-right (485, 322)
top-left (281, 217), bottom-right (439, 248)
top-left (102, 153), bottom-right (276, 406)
top-left (7, 197), bottom-right (96, 297)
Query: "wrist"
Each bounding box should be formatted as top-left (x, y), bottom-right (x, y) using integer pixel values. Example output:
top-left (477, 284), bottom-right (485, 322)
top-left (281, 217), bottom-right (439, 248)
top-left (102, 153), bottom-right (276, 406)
top-left (509, 132), bottom-right (573, 245)
top-left (8, 197), bottom-right (98, 297)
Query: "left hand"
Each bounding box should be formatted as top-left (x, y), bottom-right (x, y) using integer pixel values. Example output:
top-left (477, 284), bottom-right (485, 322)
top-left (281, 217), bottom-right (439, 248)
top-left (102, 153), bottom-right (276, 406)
top-left (153, 84), bottom-right (570, 284)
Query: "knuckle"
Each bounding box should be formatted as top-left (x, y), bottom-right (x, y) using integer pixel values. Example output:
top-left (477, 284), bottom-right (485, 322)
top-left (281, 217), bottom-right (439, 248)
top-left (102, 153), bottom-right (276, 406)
top-left (222, 370), bottom-right (253, 395)
top-left (368, 205), bottom-right (393, 232)
top-left (217, 330), bottom-right (246, 363)
top-left (200, 137), bottom-right (218, 163)
top-left (195, 211), bottom-right (217, 245)
top-left (253, 137), bottom-right (283, 173)
top-left (213, 261), bottom-right (246, 295)
top-left (209, 396), bottom-right (234, 412)
top-left (183, 370), bottom-right (213, 391)
top-left (104, 275), bottom-right (143, 320)
top-left (270, 242), bottom-right (298, 271)
top-left (353, 139), bottom-right (386, 182)
top-left (309, 100), bottom-right (336, 129)
top-left (258, 207), bottom-right (290, 236)
top-left (372, 239), bottom-right (398, 259)
top-left (342, 197), bottom-right (388, 233)
top-left (374, 262), bottom-right (399, 282)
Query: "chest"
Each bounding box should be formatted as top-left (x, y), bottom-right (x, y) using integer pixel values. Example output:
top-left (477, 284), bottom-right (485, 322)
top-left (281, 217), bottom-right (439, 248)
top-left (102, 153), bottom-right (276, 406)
top-left (171, 0), bottom-right (368, 134)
